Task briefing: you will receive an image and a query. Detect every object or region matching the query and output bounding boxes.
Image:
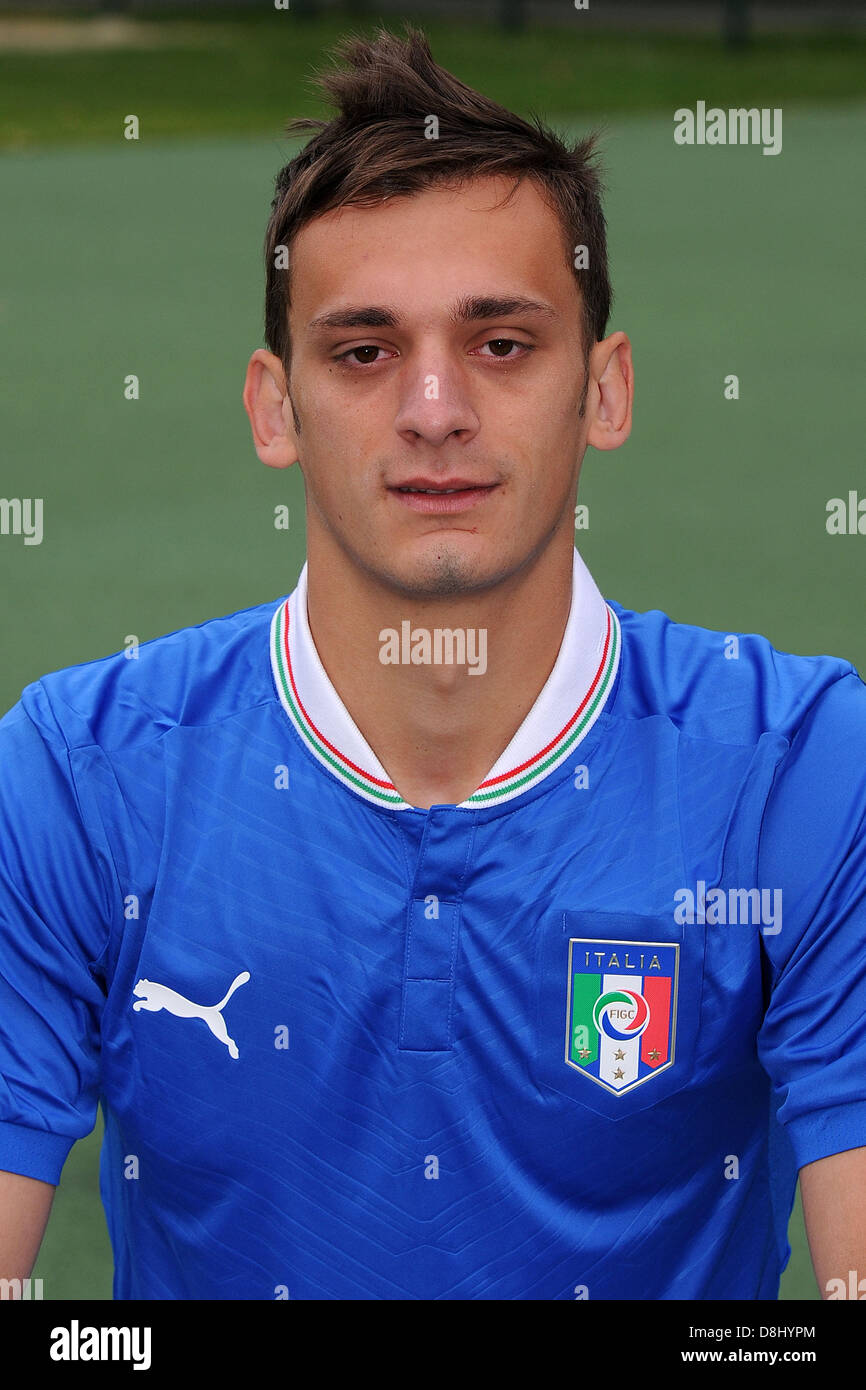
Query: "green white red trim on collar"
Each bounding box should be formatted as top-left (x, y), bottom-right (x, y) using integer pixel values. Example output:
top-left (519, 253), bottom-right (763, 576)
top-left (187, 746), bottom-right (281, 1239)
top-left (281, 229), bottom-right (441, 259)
top-left (269, 552), bottom-right (620, 811)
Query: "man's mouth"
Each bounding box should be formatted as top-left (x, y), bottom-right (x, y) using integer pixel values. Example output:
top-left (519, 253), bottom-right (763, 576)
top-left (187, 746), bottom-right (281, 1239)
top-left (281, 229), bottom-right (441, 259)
top-left (391, 477), bottom-right (496, 493)
top-left (388, 478), bottom-right (498, 513)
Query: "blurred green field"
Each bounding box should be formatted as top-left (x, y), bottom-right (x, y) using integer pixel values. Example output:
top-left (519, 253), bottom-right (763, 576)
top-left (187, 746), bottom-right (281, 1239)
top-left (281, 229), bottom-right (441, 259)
top-left (3, 13), bottom-right (862, 1301)
top-left (1, 12), bottom-right (865, 149)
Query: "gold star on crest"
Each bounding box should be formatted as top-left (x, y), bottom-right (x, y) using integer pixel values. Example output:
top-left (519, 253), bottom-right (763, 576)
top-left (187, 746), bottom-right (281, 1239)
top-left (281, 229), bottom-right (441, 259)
top-left (613, 1067), bottom-right (625, 1080)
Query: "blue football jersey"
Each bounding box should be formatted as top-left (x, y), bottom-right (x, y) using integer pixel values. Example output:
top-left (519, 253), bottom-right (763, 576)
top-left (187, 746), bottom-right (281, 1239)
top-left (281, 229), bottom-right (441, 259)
top-left (1, 547), bottom-right (865, 1300)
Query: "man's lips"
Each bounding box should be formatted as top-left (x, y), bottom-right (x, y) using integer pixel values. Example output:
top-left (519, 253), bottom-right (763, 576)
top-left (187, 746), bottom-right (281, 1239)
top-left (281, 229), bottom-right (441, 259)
top-left (387, 478), bottom-right (499, 514)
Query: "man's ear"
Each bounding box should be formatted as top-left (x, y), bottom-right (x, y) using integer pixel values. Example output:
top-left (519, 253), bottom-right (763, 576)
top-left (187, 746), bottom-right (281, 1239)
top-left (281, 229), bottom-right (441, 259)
top-left (242, 349), bottom-right (300, 470)
top-left (585, 331), bottom-right (634, 453)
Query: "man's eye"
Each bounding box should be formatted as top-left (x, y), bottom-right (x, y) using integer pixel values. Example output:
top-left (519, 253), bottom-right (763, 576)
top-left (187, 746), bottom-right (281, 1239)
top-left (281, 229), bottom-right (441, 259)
top-left (476, 339), bottom-right (532, 359)
top-left (336, 345), bottom-right (387, 366)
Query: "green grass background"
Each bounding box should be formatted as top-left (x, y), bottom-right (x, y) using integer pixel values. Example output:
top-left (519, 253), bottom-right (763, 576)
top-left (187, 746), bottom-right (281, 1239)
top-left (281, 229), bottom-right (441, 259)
top-left (2, 10), bottom-right (863, 1300)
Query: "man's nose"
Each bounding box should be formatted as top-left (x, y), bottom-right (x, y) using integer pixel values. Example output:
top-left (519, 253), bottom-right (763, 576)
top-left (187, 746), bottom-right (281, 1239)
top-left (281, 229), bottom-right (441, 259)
top-left (393, 359), bottom-right (481, 447)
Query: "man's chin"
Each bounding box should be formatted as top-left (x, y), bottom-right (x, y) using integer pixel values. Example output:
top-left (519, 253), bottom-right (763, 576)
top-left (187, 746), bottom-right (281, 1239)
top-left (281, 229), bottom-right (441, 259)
top-left (377, 540), bottom-right (507, 600)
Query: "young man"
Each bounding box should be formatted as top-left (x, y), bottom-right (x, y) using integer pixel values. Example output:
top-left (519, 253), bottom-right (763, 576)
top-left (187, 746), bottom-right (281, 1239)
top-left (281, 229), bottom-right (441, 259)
top-left (1, 28), bottom-right (864, 1301)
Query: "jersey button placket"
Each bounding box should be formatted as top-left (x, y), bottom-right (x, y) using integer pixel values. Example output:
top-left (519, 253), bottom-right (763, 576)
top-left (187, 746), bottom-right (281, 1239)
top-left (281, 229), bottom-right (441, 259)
top-left (398, 808), bottom-right (475, 1051)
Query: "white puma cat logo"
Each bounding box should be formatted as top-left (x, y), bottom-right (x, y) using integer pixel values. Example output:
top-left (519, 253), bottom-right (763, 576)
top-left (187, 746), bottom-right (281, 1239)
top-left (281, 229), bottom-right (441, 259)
top-left (132, 971), bottom-right (250, 1059)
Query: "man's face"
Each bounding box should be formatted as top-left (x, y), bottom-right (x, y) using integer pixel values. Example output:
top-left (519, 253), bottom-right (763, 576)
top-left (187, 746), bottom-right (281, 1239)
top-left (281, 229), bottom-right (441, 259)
top-left (283, 175), bottom-right (597, 598)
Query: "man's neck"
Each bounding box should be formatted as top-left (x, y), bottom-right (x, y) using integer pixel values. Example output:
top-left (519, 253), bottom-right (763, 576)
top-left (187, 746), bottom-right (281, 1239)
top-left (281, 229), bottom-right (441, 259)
top-left (304, 538), bottom-right (575, 810)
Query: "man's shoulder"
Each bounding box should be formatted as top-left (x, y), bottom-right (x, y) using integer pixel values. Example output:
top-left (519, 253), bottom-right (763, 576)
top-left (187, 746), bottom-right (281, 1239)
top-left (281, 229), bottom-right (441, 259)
top-left (13, 592), bottom-right (288, 757)
top-left (607, 597), bottom-right (866, 749)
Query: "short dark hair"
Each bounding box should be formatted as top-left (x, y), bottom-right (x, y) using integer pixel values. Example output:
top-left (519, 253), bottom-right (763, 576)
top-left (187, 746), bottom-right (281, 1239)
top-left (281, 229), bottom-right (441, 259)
top-left (263, 25), bottom-right (612, 401)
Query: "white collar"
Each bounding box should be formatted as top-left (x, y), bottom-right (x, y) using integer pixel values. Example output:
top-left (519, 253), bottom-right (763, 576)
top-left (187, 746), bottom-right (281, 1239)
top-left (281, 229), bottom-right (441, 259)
top-left (270, 547), bottom-right (620, 810)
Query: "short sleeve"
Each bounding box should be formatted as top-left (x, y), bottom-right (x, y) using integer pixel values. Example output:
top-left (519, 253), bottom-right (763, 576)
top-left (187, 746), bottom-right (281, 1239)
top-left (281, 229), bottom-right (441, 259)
top-left (757, 670), bottom-right (866, 1169)
top-left (0, 689), bottom-right (112, 1183)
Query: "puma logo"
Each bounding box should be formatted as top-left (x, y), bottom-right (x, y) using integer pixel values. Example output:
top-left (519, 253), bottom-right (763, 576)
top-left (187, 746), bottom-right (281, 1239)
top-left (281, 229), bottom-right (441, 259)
top-left (132, 971), bottom-right (250, 1059)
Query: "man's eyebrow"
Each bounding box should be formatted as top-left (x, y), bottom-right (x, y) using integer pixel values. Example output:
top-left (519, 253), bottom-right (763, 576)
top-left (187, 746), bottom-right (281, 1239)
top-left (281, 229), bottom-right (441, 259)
top-left (306, 295), bottom-right (558, 332)
top-left (308, 306), bottom-right (400, 331)
top-left (451, 294), bottom-right (558, 324)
